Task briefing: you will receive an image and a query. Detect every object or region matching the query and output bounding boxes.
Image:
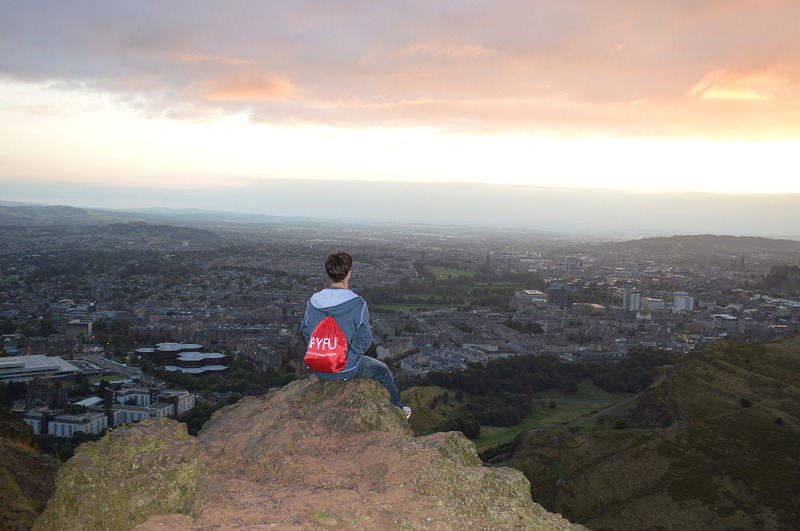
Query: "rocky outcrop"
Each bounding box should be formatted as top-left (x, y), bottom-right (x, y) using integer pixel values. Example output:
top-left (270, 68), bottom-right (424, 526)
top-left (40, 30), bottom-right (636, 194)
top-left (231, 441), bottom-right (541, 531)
top-left (0, 410), bottom-right (60, 531)
top-left (626, 392), bottom-right (674, 429)
top-left (1, 440), bottom-right (60, 531)
top-left (37, 377), bottom-right (587, 531)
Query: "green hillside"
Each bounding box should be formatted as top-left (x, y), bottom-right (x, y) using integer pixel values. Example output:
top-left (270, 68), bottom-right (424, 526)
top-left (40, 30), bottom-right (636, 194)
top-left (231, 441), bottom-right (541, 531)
top-left (490, 337), bottom-right (800, 531)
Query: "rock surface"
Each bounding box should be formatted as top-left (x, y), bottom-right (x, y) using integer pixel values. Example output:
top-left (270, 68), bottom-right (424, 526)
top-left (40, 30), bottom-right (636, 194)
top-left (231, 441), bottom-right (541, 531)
top-left (1, 441), bottom-right (60, 531)
top-left (0, 410), bottom-right (59, 531)
top-left (37, 377), bottom-right (587, 531)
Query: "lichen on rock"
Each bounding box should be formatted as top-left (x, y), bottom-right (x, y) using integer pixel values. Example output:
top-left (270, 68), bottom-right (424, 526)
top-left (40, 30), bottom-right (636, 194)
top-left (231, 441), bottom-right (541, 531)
top-left (37, 377), bottom-right (588, 531)
top-left (34, 418), bottom-right (200, 531)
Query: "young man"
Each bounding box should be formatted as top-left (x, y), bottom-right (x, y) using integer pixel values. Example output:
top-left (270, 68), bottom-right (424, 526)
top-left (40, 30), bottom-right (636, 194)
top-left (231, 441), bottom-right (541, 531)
top-left (301, 251), bottom-right (411, 419)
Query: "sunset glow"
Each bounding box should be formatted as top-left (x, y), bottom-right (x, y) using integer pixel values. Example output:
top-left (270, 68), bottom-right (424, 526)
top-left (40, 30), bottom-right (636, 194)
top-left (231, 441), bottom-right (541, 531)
top-left (1, 1), bottom-right (799, 216)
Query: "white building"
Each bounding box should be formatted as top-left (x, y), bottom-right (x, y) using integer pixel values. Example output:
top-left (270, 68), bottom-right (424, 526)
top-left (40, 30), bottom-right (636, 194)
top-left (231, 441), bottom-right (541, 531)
top-left (158, 389), bottom-right (196, 415)
top-left (22, 407), bottom-right (107, 437)
top-left (0, 355), bottom-right (81, 383)
top-left (65, 319), bottom-right (93, 339)
top-left (376, 337), bottom-right (414, 360)
top-left (115, 387), bottom-right (153, 407)
top-left (673, 292), bottom-right (694, 313)
top-left (622, 289), bottom-right (641, 313)
top-left (641, 298), bottom-right (665, 312)
top-left (18, 388), bottom-right (195, 438)
top-left (49, 411), bottom-right (108, 438)
top-left (514, 290), bottom-right (547, 304)
top-left (112, 402), bottom-right (173, 425)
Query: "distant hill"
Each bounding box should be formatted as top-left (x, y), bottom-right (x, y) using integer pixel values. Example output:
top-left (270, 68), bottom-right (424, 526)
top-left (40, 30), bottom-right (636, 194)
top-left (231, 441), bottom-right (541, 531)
top-left (0, 204), bottom-right (143, 226)
top-left (98, 222), bottom-right (223, 244)
top-left (490, 337), bottom-right (800, 531)
top-left (605, 234), bottom-right (800, 256)
top-left (0, 205), bottom-right (224, 244)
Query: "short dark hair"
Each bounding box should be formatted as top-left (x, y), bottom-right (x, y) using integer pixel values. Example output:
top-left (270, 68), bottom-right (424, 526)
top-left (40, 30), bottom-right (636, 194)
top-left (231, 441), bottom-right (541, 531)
top-left (325, 251), bottom-right (353, 283)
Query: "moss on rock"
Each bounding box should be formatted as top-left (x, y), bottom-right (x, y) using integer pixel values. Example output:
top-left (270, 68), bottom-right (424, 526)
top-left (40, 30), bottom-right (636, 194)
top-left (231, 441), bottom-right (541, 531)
top-left (35, 418), bottom-right (200, 531)
top-left (37, 377), bottom-right (587, 531)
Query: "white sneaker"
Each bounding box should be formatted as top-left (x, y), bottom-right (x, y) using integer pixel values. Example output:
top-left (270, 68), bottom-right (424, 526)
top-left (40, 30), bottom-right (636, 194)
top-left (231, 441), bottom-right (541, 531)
top-left (403, 406), bottom-right (412, 419)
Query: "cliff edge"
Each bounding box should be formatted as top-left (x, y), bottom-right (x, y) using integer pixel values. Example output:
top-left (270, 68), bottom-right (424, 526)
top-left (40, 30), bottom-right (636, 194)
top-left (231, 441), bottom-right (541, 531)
top-left (36, 377), bottom-right (587, 531)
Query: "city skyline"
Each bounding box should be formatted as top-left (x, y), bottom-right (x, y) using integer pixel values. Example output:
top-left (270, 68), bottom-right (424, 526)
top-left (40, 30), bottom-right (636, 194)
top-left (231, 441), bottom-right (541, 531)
top-left (1, 1), bottom-right (799, 221)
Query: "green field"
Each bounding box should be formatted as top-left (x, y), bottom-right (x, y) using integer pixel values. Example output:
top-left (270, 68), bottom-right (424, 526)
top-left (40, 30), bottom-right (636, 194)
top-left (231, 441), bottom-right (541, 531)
top-left (364, 265), bottom-right (542, 313)
top-left (373, 303), bottom-right (441, 313)
top-left (373, 300), bottom-right (479, 313)
top-left (402, 386), bottom-right (462, 435)
top-left (534, 379), bottom-right (632, 402)
top-left (427, 267), bottom-right (475, 280)
top-left (472, 400), bottom-right (611, 449)
top-left (402, 383), bottom-right (626, 449)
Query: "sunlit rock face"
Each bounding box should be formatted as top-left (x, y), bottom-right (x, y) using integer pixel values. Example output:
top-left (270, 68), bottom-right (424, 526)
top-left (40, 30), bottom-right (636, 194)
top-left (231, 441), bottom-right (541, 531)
top-left (37, 377), bottom-right (588, 531)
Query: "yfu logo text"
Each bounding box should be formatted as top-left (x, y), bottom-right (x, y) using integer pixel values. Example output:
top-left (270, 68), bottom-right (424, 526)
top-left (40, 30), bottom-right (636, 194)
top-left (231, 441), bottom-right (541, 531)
top-left (308, 337), bottom-right (338, 350)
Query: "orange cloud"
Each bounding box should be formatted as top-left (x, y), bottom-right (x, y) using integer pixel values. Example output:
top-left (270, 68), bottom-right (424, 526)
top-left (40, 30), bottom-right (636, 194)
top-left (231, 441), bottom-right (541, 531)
top-left (6, 1), bottom-right (800, 140)
top-left (204, 76), bottom-right (298, 101)
top-left (689, 69), bottom-right (790, 100)
top-left (180, 54), bottom-right (251, 65)
top-left (403, 42), bottom-right (496, 58)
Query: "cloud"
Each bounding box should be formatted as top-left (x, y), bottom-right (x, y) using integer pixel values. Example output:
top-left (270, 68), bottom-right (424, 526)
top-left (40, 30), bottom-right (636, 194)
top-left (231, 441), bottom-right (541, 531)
top-left (14, 104), bottom-right (62, 117)
top-left (689, 69), bottom-right (789, 100)
top-left (203, 76), bottom-right (298, 101)
top-left (1, 0), bottom-right (800, 139)
top-left (403, 42), bottom-right (496, 58)
top-left (180, 55), bottom-right (252, 65)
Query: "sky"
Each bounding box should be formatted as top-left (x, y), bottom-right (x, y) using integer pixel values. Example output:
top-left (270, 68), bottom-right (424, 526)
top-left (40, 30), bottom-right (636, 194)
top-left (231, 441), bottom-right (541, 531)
top-left (1, 1), bottom-right (799, 234)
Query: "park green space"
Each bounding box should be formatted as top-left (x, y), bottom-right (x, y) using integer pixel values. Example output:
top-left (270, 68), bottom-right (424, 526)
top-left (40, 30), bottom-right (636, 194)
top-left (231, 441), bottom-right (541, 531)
top-left (472, 400), bottom-right (609, 449)
top-left (373, 300), bottom-right (478, 313)
top-left (402, 382), bottom-right (632, 449)
top-left (366, 267), bottom-right (543, 313)
top-left (533, 379), bottom-right (632, 401)
top-left (473, 382), bottom-right (635, 448)
top-left (402, 385), bottom-right (461, 435)
top-left (427, 267), bottom-right (475, 280)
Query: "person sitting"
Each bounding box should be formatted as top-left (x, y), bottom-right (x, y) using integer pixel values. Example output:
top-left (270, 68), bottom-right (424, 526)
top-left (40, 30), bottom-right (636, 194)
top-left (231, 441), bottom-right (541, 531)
top-left (301, 251), bottom-right (411, 419)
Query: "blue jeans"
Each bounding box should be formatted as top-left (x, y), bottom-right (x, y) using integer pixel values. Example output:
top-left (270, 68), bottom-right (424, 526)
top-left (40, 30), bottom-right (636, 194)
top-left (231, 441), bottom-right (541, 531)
top-left (356, 355), bottom-right (403, 408)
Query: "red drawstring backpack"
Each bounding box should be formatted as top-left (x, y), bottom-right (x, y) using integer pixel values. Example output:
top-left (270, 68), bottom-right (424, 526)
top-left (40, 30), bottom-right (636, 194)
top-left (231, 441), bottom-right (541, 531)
top-left (304, 316), bottom-right (348, 373)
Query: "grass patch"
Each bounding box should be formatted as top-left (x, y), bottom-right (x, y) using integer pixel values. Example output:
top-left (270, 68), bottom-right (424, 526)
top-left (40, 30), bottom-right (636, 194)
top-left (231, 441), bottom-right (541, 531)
top-left (2, 437), bottom-right (39, 454)
top-left (428, 267), bottom-right (475, 280)
top-left (373, 302), bottom-right (476, 313)
top-left (373, 304), bottom-right (433, 313)
top-left (403, 382), bottom-right (621, 445)
top-left (534, 379), bottom-right (633, 402)
top-left (311, 510), bottom-right (337, 526)
top-left (472, 401), bottom-right (610, 449)
top-left (401, 386), bottom-right (463, 436)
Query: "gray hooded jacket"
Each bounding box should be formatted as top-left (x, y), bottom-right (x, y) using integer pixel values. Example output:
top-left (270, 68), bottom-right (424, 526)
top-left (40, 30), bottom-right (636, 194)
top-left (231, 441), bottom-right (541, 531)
top-left (300, 287), bottom-right (371, 380)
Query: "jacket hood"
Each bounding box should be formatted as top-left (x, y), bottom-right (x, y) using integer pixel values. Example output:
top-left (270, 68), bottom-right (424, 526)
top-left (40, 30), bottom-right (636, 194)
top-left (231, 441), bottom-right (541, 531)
top-left (309, 288), bottom-right (362, 315)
